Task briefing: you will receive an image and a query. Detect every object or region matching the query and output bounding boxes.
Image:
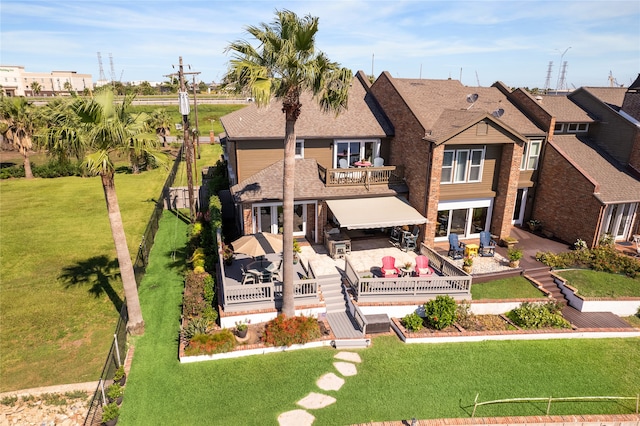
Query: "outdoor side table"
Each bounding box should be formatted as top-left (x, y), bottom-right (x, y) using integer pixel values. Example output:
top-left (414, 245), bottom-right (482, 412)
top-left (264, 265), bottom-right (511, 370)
top-left (465, 243), bottom-right (479, 257)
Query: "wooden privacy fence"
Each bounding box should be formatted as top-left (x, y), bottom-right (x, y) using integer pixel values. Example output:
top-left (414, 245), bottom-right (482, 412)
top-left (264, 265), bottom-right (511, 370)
top-left (471, 393), bottom-right (640, 417)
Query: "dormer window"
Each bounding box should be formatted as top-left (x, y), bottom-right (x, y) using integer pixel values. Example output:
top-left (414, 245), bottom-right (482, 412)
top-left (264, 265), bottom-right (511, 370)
top-left (567, 123), bottom-right (589, 133)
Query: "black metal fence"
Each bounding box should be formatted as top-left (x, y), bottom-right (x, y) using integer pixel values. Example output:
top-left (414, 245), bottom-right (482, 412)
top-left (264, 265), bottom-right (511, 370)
top-left (83, 147), bottom-right (183, 425)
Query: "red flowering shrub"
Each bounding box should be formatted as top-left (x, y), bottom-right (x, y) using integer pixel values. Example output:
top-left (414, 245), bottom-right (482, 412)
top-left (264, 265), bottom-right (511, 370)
top-left (185, 329), bottom-right (236, 355)
top-left (263, 315), bottom-right (322, 347)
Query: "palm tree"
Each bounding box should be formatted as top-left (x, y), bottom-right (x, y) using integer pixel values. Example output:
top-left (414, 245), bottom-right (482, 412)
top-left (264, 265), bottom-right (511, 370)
top-left (0, 97), bottom-right (38, 179)
top-left (30, 81), bottom-right (42, 96)
top-left (45, 88), bottom-right (165, 335)
top-left (224, 10), bottom-right (352, 316)
top-left (147, 108), bottom-right (172, 147)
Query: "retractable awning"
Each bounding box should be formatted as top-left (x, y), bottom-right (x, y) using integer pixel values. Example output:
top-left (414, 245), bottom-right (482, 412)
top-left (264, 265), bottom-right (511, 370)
top-left (326, 197), bottom-right (427, 230)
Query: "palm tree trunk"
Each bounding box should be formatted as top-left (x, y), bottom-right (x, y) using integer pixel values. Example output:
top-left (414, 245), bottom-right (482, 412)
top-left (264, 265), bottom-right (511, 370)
top-left (280, 115), bottom-right (297, 317)
top-left (22, 152), bottom-right (33, 179)
top-left (101, 172), bottom-right (145, 335)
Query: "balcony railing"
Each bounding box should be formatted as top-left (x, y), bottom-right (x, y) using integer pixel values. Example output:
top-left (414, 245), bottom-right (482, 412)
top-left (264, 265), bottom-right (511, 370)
top-left (318, 165), bottom-right (404, 189)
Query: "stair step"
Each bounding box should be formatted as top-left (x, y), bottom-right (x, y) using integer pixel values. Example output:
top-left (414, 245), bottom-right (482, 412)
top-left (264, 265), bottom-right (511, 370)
top-left (333, 339), bottom-right (370, 349)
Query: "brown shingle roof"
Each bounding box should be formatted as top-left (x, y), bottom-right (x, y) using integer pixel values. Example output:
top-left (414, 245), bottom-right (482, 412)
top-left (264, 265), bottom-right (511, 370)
top-left (230, 158), bottom-right (407, 203)
top-left (579, 87), bottom-right (627, 109)
top-left (382, 74), bottom-right (545, 140)
top-left (531, 95), bottom-right (593, 122)
top-left (551, 134), bottom-right (640, 203)
top-left (221, 72), bottom-right (392, 140)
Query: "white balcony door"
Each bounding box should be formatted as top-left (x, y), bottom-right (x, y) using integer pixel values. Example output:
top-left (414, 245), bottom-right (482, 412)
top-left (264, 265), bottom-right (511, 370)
top-left (602, 203), bottom-right (637, 241)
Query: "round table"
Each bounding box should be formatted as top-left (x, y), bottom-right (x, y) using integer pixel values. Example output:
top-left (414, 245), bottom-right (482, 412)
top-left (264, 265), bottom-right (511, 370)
top-left (353, 161), bottom-right (371, 167)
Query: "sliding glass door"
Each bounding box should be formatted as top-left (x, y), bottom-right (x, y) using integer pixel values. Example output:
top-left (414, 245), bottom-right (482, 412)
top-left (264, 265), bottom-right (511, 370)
top-left (601, 203), bottom-right (637, 241)
top-left (253, 203), bottom-right (308, 236)
top-left (435, 199), bottom-right (493, 241)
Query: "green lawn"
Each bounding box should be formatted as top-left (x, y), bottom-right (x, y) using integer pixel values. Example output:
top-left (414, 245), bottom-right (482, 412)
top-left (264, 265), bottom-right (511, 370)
top-left (471, 276), bottom-right (545, 300)
top-left (120, 213), bottom-right (640, 425)
top-left (172, 144), bottom-right (224, 187)
top-left (556, 269), bottom-right (640, 298)
top-left (130, 104), bottom-right (245, 135)
top-left (0, 168), bottom-right (167, 392)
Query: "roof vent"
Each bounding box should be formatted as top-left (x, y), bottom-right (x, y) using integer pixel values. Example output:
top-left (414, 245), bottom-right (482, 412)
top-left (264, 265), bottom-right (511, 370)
top-left (466, 93), bottom-right (479, 103)
top-left (535, 95), bottom-right (543, 103)
top-left (492, 108), bottom-right (505, 118)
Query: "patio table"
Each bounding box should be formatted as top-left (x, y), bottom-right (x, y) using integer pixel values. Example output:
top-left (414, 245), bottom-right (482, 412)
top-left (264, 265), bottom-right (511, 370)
top-left (354, 160), bottom-right (372, 167)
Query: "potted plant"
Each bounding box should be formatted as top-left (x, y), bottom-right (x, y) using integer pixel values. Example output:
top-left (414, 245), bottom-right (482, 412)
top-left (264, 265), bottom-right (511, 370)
top-left (113, 365), bottom-right (126, 386)
top-left (501, 236), bottom-right (518, 249)
top-left (507, 247), bottom-right (523, 268)
top-left (235, 319), bottom-right (250, 338)
top-left (221, 244), bottom-right (234, 266)
top-left (106, 383), bottom-right (124, 405)
top-left (462, 256), bottom-right (473, 273)
top-left (292, 240), bottom-right (302, 264)
top-left (101, 402), bottom-right (119, 426)
top-left (527, 219), bottom-right (542, 232)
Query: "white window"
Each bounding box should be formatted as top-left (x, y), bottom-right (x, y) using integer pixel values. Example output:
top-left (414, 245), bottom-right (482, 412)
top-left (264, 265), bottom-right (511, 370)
top-left (295, 140), bottom-right (304, 158)
top-left (442, 147), bottom-right (485, 184)
top-left (567, 123), bottom-right (589, 133)
top-left (333, 139), bottom-right (380, 167)
top-left (554, 123), bottom-right (564, 133)
top-left (521, 140), bottom-right (542, 170)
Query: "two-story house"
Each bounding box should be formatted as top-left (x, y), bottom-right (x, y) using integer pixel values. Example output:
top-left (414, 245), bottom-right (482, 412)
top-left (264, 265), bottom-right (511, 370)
top-left (221, 71), bottom-right (427, 247)
top-left (368, 73), bottom-right (547, 247)
top-left (501, 78), bottom-right (640, 247)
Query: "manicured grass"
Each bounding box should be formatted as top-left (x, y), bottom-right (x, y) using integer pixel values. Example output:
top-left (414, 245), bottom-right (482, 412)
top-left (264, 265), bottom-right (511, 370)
top-left (172, 144), bottom-right (224, 187)
top-left (556, 269), bottom-right (640, 297)
top-left (471, 276), bottom-right (545, 300)
top-left (120, 213), bottom-right (640, 425)
top-left (0, 168), bottom-right (167, 392)
top-left (130, 104), bottom-right (245, 135)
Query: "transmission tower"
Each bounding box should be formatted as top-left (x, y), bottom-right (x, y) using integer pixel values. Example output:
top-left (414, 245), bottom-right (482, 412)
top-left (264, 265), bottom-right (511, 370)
top-left (543, 61), bottom-right (553, 91)
top-left (97, 52), bottom-right (106, 82)
top-left (556, 61), bottom-right (568, 92)
top-left (109, 53), bottom-right (116, 82)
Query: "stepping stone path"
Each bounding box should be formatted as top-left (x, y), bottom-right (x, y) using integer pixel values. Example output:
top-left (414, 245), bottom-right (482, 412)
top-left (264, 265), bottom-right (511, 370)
top-left (277, 351), bottom-right (362, 426)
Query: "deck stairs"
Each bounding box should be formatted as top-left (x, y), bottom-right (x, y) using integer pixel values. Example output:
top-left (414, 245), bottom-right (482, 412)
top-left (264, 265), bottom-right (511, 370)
top-left (523, 267), bottom-right (633, 329)
top-left (320, 274), bottom-right (369, 348)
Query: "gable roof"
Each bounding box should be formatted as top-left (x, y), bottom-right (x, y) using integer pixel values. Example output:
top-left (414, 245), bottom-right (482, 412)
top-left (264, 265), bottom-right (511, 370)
top-left (551, 134), bottom-right (640, 203)
top-left (377, 73), bottom-right (545, 142)
top-left (221, 71), bottom-right (393, 140)
top-left (576, 87), bottom-right (627, 110)
top-left (230, 158), bottom-right (407, 203)
top-left (527, 94), bottom-right (593, 122)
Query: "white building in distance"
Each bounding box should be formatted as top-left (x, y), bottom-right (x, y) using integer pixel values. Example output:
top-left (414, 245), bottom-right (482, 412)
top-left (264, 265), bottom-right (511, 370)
top-left (0, 65), bottom-right (93, 96)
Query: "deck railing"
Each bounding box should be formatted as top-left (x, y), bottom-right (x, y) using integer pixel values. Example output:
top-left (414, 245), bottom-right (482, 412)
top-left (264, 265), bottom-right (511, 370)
top-left (216, 230), bottom-right (319, 309)
top-left (318, 164), bottom-right (404, 189)
top-left (344, 249), bottom-right (471, 301)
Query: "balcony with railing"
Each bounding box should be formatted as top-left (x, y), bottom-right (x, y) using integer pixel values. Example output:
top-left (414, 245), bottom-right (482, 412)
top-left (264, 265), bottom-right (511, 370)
top-left (318, 164), bottom-right (404, 189)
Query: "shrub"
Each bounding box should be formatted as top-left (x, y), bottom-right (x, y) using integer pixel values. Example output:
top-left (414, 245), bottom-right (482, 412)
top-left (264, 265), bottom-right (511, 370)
top-left (455, 300), bottom-right (475, 329)
top-left (507, 247), bottom-right (523, 261)
top-left (401, 312), bottom-right (424, 332)
top-left (181, 317), bottom-right (213, 341)
top-left (507, 302), bottom-right (571, 329)
top-left (263, 315), bottom-right (322, 347)
top-left (423, 295), bottom-right (457, 330)
top-left (106, 383), bottom-right (124, 400)
top-left (184, 329), bottom-right (236, 355)
top-left (33, 161), bottom-right (83, 178)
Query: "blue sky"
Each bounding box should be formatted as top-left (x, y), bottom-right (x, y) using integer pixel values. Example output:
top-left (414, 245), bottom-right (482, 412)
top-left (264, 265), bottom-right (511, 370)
top-left (1, 0), bottom-right (639, 89)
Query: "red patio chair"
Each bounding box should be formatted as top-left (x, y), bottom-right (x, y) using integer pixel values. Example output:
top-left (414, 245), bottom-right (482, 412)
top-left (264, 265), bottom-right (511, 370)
top-left (381, 256), bottom-right (399, 277)
top-left (414, 255), bottom-right (433, 277)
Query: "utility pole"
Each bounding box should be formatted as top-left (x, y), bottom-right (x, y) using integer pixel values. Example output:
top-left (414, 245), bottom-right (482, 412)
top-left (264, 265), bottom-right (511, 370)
top-left (165, 57), bottom-right (200, 223)
top-left (192, 75), bottom-right (201, 170)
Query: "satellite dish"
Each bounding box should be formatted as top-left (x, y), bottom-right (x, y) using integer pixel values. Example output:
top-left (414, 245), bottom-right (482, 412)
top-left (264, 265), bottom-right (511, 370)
top-left (466, 93), bottom-right (479, 103)
top-left (492, 108), bottom-right (505, 118)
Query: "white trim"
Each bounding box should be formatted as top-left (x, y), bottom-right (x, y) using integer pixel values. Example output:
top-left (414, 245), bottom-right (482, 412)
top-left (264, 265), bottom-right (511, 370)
top-left (512, 188), bottom-right (528, 225)
top-left (295, 139), bottom-right (304, 159)
top-left (333, 139), bottom-right (380, 168)
top-left (251, 201), bottom-right (310, 237)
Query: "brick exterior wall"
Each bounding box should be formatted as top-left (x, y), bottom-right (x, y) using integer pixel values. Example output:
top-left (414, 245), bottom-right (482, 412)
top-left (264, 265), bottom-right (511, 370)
top-left (533, 143), bottom-right (603, 247)
top-left (241, 205), bottom-right (252, 235)
top-left (370, 73), bottom-right (431, 244)
top-left (490, 143), bottom-right (524, 240)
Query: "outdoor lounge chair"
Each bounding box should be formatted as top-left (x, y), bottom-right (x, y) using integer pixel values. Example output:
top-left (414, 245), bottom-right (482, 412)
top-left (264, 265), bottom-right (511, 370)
top-left (402, 226), bottom-right (419, 252)
top-left (414, 255), bottom-right (433, 277)
top-left (479, 231), bottom-right (496, 257)
top-left (373, 157), bottom-right (384, 167)
top-left (381, 256), bottom-right (399, 277)
top-left (389, 226), bottom-right (402, 246)
top-left (448, 234), bottom-right (466, 259)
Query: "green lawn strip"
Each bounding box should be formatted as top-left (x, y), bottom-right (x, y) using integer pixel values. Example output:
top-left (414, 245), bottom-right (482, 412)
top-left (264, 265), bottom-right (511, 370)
top-left (0, 169), bottom-right (166, 392)
top-left (172, 143), bottom-right (223, 187)
top-left (556, 269), bottom-right (640, 298)
top-left (471, 276), bottom-right (544, 300)
top-left (120, 213), bottom-right (640, 424)
top-left (129, 104), bottom-right (245, 135)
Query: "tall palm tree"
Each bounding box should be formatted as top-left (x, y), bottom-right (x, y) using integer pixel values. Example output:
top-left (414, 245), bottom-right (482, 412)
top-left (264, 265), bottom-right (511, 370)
top-left (0, 97), bottom-right (37, 179)
top-left (30, 81), bottom-right (42, 96)
top-left (45, 88), bottom-right (165, 335)
top-left (224, 10), bottom-right (352, 316)
top-left (147, 108), bottom-right (172, 147)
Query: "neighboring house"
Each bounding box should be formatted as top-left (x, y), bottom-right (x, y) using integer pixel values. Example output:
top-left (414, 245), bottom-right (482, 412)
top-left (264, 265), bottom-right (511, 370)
top-left (221, 71), bottom-right (427, 246)
top-left (368, 73), bottom-right (547, 246)
top-left (503, 78), bottom-right (640, 247)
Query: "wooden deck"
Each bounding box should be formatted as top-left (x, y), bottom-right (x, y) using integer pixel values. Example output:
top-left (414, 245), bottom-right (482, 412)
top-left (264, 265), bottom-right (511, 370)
top-left (562, 307), bottom-right (635, 329)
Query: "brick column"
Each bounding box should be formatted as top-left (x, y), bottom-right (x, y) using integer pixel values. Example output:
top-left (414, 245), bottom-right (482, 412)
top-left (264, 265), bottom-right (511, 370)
top-left (491, 143), bottom-right (523, 239)
top-left (423, 144), bottom-right (444, 247)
